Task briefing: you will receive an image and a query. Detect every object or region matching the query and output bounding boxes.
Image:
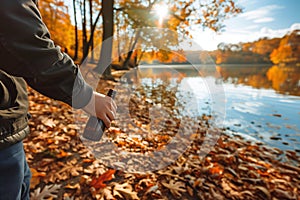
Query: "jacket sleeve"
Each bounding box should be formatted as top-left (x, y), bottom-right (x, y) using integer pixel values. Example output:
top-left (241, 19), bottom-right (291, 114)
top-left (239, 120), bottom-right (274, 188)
top-left (0, 0), bottom-right (93, 109)
top-left (0, 81), bottom-right (10, 109)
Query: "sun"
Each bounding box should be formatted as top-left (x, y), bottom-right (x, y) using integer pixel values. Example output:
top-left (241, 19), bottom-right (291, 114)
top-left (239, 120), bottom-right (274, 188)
top-left (154, 4), bottom-right (168, 19)
top-left (154, 4), bottom-right (169, 25)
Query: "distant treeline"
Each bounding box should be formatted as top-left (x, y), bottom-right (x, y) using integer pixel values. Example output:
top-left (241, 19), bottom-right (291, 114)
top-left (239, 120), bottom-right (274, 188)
top-left (182, 29), bottom-right (300, 65)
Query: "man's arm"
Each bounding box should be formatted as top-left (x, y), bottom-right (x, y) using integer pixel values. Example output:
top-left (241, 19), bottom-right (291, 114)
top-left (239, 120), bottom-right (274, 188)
top-left (0, 0), bottom-right (116, 127)
top-left (0, 0), bottom-right (92, 109)
top-left (0, 81), bottom-right (10, 109)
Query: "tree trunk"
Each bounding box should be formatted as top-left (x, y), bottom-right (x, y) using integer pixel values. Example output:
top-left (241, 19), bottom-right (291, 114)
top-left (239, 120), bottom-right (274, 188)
top-left (122, 30), bottom-right (140, 69)
top-left (72, 0), bottom-right (78, 61)
top-left (88, 0), bottom-right (95, 63)
top-left (81, 0), bottom-right (88, 61)
top-left (116, 16), bottom-right (123, 63)
top-left (93, 0), bottom-right (114, 80)
top-left (81, 9), bottom-right (102, 63)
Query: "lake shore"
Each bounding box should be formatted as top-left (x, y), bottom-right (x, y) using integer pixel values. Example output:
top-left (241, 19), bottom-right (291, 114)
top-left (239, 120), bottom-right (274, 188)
top-left (24, 69), bottom-right (300, 199)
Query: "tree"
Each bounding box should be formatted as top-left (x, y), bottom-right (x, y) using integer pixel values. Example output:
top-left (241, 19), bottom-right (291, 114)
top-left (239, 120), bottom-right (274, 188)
top-left (79, 0), bottom-right (103, 62)
top-left (72, 0), bottom-right (79, 61)
top-left (93, 0), bottom-right (114, 80)
top-left (112, 0), bottom-right (242, 69)
top-left (252, 38), bottom-right (280, 56)
top-left (39, 0), bottom-right (74, 55)
top-left (80, 0), bottom-right (88, 60)
top-left (81, 5), bottom-right (103, 63)
top-left (39, 0), bottom-right (243, 75)
top-left (270, 30), bottom-right (300, 64)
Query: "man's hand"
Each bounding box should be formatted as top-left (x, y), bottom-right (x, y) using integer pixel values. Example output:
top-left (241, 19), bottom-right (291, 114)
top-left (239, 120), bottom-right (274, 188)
top-left (83, 91), bottom-right (117, 128)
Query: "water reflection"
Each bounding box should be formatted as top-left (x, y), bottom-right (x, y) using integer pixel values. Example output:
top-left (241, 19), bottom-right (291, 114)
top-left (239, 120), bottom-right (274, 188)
top-left (169, 64), bottom-right (300, 96)
top-left (138, 64), bottom-right (300, 152)
top-left (217, 64), bottom-right (300, 96)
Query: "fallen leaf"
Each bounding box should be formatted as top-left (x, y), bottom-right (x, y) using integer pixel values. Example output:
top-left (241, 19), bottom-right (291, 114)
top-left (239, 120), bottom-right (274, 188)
top-left (161, 180), bottom-right (186, 197)
top-left (65, 183), bottom-right (80, 190)
top-left (113, 182), bottom-right (139, 200)
top-left (70, 166), bottom-right (83, 176)
top-left (30, 168), bottom-right (46, 189)
top-left (209, 163), bottom-right (224, 175)
top-left (272, 114), bottom-right (282, 117)
top-left (56, 150), bottom-right (72, 158)
top-left (254, 186), bottom-right (271, 199)
top-left (102, 187), bottom-right (116, 200)
top-left (41, 117), bottom-right (56, 128)
top-left (31, 184), bottom-right (60, 200)
top-left (90, 169), bottom-right (116, 189)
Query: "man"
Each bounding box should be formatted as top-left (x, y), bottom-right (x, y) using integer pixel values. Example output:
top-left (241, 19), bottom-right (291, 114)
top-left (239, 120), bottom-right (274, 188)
top-left (0, 0), bottom-right (117, 199)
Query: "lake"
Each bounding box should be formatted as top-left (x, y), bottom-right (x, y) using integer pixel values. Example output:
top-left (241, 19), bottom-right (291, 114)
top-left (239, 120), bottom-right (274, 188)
top-left (136, 64), bottom-right (300, 152)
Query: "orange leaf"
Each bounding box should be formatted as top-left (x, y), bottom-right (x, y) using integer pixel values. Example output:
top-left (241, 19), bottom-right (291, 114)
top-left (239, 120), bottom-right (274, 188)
top-left (31, 168), bottom-right (46, 177)
top-left (209, 163), bottom-right (224, 175)
top-left (90, 169), bottom-right (116, 189)
top-left (48, 144), bottom-right (59, 149)
top-left (30, 168), bottom-right (46, 189)
top-left (47, 138), bottom-right (55, 144)
top-left (56, 150), bottom-right (71, 158)
top-left (83, 158), bottom-right (95, 163)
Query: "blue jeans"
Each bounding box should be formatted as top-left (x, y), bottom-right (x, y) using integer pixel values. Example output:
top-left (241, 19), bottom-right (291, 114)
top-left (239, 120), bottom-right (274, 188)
top-left (0, 142), bottom-right (31, 200)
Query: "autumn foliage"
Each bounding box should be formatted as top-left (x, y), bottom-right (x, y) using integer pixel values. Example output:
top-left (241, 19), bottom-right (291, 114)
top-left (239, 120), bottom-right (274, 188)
top-left (211, 30), bottom-right (300, 65)
top-left (270, 30), bottom-right (300, 64)
top-left (38, 0), bottom-right (75, 56)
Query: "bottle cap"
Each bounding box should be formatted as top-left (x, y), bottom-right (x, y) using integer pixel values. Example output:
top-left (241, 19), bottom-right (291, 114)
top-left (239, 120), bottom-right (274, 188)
top-left (107, 89), bottom-right (117, 99)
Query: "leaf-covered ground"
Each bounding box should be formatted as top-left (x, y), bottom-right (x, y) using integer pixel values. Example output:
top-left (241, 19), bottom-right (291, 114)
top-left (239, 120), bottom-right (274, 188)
top-left (24, 75), bottom-right (300, 200)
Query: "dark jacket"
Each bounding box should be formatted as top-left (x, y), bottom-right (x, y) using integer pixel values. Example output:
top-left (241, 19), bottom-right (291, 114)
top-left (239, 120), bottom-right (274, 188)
top-left (0, 0), bottom-right (93, 149)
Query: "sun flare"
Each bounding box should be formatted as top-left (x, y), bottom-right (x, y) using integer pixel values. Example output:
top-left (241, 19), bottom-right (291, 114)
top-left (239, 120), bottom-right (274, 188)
top-left (154, 4), bottom-right (169, 25)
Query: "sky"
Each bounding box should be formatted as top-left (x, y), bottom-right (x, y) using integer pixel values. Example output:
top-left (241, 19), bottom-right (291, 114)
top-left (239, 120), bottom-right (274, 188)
top-left (190, 0), bottom-right (300, 50)
top-left (65, 0), bottom-right (300, 51)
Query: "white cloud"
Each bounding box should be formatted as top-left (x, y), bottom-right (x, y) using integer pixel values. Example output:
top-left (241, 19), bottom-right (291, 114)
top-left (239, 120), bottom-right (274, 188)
top-left (291, 23), bottom-right (300, 30)
top-left (241, 5), bottom-right (284, 24)
top-left (254, 17), bottom-right (274, 23)
top-left (190, 2), bottom-right (299, 50)
top-left (191, 23), bottom-right (300, 51)
top-left (237, 0), bottom-right (256, 6)
top-left (243, 25), bottom-right (260, 30)
top-left (259, 23), bottom-right (300, 38)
